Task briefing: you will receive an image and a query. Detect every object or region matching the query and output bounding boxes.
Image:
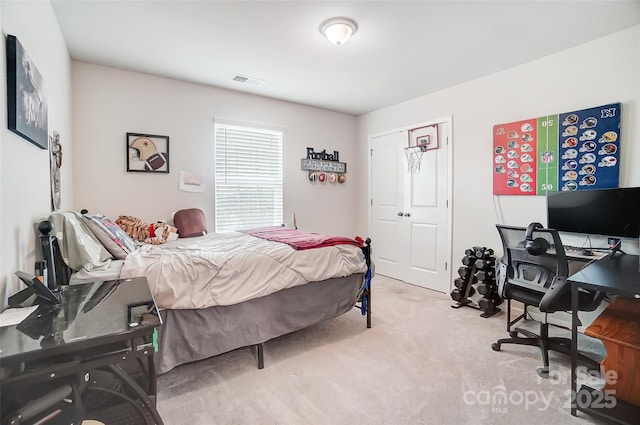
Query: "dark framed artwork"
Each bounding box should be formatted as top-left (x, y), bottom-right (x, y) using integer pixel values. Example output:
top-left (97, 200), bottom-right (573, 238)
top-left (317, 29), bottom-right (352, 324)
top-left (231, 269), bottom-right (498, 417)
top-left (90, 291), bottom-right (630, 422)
top-left (126, 133), bottom-right (170, 173)
top-left (6, 34), bottom-right (48, 149)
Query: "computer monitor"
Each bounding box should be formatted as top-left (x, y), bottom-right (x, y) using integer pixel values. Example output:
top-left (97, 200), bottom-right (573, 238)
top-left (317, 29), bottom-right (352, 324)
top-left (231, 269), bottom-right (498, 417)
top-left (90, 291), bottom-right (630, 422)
top-left (546, 187), bottom-right (640, 239)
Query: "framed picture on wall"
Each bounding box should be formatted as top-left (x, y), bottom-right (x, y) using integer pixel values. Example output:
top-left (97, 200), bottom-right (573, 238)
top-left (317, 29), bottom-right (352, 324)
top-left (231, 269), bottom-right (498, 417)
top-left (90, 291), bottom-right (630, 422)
top-left (6, 34), bottom-right (48, 149)
top-left (126, 133), bottom-right (170, 173)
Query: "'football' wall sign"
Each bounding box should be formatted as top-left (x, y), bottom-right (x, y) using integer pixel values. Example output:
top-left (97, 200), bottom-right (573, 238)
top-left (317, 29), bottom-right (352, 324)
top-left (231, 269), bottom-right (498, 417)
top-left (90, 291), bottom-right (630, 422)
top-left (301, 147), bottom-right (347, 184)
top-left (493, 103), bottom-right (621, 196)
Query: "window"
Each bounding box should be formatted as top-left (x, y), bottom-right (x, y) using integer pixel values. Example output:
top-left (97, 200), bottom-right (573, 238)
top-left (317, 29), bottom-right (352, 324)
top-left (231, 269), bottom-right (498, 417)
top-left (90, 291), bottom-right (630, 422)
top-left (214, 121), bottom-right (283, 233)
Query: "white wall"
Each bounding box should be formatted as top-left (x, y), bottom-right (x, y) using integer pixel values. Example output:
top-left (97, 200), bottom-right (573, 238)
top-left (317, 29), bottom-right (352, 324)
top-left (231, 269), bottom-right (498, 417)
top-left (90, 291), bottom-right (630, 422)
top-left (71, 63), bottom-right (359, 237)
top-left (357, 26), bottom-right (640, 269)
top-left (0, 1), bottom-right (73, 307)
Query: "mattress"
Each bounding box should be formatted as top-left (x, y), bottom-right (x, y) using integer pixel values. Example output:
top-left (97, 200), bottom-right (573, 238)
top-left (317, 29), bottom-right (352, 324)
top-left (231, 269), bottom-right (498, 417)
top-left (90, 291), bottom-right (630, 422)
top-left (119, 231), bottom-right (367, 309)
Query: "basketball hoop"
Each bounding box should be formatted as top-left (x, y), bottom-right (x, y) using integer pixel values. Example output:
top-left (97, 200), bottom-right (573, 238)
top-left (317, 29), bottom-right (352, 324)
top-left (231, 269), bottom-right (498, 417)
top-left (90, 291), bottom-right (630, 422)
top-left (404, 145), bottom-right (427, 174)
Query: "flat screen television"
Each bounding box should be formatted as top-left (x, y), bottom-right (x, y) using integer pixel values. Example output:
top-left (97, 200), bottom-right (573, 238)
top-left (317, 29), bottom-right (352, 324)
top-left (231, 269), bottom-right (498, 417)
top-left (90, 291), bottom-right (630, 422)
top-left (546, 187), bottom-right (640, 238)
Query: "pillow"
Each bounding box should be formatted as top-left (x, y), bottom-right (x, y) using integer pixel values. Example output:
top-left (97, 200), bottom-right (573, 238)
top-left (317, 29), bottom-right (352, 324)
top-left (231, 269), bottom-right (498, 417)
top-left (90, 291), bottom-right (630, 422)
top-left (47, 211), bottom-right (113, 272)
top-left (173, 208), bottom-right (207, 238)
top-left (83, 213), bottom-right (139, 260)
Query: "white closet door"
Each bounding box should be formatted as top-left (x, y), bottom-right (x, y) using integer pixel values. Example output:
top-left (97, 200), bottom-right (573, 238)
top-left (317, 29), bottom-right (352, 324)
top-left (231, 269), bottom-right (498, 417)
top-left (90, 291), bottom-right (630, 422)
top-left (370, 120), bottom-right (451, 293)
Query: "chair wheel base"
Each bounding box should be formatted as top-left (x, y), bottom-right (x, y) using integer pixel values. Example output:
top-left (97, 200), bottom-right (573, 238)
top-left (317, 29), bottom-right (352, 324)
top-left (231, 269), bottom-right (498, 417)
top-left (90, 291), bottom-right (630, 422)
top-left (509, 331), bottom-right (518, 338)
top-left (491, 343), bottom-right (501, 351)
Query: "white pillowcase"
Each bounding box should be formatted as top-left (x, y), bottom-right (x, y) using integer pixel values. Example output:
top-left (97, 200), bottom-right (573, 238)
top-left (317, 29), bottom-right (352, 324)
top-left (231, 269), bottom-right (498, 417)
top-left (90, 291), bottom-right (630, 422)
top-left (47, 211), bottom-right (113, 271)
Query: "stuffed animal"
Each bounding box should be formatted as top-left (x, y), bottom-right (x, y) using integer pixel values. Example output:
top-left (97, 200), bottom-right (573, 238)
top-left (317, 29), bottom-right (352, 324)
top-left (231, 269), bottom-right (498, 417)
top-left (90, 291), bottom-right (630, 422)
top-left (148, 220), bottom-right (179, 244)
top-left (116, 215), bottom-right (178, 245)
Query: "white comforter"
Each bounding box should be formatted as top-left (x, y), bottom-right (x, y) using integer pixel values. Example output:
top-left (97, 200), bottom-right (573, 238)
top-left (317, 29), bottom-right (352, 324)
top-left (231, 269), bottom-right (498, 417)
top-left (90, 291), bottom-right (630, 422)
top-left (120, 232), bottom-right (367, 309)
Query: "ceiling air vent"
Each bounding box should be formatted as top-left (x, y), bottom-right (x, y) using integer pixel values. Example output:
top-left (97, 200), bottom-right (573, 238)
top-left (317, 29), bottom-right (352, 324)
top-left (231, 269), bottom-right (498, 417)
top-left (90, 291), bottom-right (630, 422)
top-left (231, 74), bottom-right (264, 86)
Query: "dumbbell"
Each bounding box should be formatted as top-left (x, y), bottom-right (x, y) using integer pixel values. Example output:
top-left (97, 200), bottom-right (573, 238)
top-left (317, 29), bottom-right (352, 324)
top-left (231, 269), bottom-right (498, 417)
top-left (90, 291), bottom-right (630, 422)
top-left (476, 253), bottom-right (495, 262)
top-left (476, 269), bottom-right (495, 282)
top-left (450, 288), bottom-right (465, 302)
top-left (473, 246), bottom-right (487, 257)
top-left (479, 291), bottom-right (503, 310)
top-left (457, 267), bottom-right (477, 284)
top-left (477, 282), bottom-right (496, 296)
top-left (451, 285), bottom-right (476, 301)
top-left (475, 258), bottom-right (495, 270)
top-left (461, 254), bottom-right (476, 267)
top-left (475, 247), bottom-right (494, 257)
top-left (454, 277), bottom-right (467, 290)
top-left (478, 297), bottom-right (498, 313)
top-left (458, 266), bottom-right (471, 278)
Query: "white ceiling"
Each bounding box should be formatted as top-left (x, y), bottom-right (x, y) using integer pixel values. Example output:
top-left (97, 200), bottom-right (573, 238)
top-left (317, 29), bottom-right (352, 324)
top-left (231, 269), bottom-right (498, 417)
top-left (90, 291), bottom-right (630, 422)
top-left (51, 1), bottom-right (640, 116)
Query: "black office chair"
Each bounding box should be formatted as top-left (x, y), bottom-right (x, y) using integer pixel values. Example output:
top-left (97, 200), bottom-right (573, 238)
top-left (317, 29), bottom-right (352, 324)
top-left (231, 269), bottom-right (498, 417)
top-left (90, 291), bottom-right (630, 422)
top-left (492, 223), bottom-right (604, 377)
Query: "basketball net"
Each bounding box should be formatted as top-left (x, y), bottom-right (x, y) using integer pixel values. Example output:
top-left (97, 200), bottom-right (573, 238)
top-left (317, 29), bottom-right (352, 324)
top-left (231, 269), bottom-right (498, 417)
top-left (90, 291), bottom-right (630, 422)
top-left (404, 145), bottom-right (427, 174)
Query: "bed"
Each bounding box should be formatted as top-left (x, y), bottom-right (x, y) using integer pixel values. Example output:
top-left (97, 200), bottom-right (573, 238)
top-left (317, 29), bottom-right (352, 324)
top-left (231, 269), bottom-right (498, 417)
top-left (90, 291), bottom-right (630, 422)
top-left (39, 212), bottom-right (373, 374)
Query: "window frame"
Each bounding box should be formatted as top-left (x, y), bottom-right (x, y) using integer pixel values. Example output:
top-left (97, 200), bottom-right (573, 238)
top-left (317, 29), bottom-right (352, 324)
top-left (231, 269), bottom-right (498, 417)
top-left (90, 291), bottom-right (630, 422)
top-left (214, 119), bottom-right (284, 233)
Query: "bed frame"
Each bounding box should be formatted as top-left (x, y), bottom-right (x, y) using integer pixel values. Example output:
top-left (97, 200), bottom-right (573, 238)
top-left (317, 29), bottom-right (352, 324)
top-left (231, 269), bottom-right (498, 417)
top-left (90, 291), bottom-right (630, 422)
top-left (39, 221), bottom-right (372, 374)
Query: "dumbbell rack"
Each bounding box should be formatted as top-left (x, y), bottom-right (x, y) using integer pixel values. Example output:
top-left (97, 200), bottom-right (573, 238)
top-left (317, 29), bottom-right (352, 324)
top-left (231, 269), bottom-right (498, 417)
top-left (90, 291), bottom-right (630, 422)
top-left (450, 246), bottom-right (502, 318)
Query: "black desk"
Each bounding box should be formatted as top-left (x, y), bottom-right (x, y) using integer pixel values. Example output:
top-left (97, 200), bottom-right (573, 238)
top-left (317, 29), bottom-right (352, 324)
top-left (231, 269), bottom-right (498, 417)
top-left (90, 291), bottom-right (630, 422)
top-left (569, 254), bottom-right (640, 424)
top-left (0, 277), bottom-right (163, 424)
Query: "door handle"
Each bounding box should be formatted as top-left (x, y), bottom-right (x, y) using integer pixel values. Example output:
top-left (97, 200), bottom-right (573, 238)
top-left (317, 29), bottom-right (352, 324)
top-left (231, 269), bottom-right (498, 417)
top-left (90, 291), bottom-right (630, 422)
top-left (397, 211), bottom-right (404, 216)
top-left (403, 212), bottom-right (411, 217)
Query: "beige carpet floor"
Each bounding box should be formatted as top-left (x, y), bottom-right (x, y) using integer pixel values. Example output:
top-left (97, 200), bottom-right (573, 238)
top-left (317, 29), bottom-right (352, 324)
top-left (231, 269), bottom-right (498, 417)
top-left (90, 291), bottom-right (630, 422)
top-left (156, 275), bottom-right (609, 425)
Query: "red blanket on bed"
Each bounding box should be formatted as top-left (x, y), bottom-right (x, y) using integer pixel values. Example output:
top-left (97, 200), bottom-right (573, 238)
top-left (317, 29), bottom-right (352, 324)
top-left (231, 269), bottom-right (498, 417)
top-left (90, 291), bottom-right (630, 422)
top-left (242, 227), bottom-right (363, 250)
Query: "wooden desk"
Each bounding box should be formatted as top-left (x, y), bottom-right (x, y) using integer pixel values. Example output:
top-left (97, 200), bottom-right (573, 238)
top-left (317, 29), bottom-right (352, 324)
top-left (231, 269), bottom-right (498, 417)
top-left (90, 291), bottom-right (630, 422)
top-left (585, 297), bottom-right (640, 406)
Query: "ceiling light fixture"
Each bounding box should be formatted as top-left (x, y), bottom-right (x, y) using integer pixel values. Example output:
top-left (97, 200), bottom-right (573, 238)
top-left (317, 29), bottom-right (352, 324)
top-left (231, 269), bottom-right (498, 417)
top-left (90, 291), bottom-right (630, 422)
top-left (320, 17), bottom-right (358, 46)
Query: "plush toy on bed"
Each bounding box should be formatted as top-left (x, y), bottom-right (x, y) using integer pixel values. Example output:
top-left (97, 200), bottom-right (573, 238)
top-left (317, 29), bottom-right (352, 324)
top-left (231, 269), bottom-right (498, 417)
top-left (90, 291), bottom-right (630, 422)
top-left (116, 215), bottom-right (178, 245)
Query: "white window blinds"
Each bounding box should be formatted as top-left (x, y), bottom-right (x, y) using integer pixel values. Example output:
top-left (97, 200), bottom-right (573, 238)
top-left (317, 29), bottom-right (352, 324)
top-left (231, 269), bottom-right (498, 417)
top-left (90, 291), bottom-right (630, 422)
top-left (214, 121), bottom-right (283, 233)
